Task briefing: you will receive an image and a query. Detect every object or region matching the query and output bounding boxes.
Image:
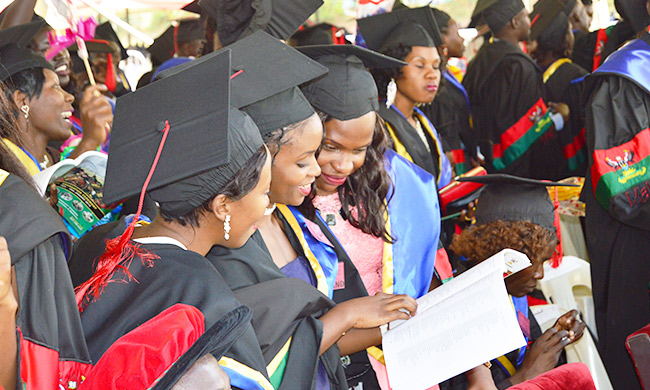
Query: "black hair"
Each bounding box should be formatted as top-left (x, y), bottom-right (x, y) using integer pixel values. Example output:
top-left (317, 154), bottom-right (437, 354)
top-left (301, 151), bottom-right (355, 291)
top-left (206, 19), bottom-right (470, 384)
top-left (159, 145), bottom-right (268, 227)
top-left (4, 68), bottom-right (47, 103)
top-left (300, 111), bottom-right (395, 243)
top-left (535, 16), bottom-right (572, 59)
top-left (262, 117), bottom-right (311, 159)
top-left (431, 8), bottom-right (452, 34)
top-left (371, 43), bottom-right (446, 100)
top-left (0, 80), bottom-right (37, 187)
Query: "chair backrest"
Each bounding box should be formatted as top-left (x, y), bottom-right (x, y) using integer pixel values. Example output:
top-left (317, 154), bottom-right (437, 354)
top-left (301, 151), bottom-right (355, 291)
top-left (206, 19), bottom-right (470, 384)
top-left (627, 323), bottom-right (650, 389)
top-left (538, 256), bottom-right (598, 336)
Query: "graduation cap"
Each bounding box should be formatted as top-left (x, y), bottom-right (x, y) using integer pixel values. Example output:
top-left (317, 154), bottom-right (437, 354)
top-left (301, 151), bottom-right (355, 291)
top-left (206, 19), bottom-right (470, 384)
top-left (529, 0), bottom-right (575, 42)
top-left (289, 23), bottom-right (344, 46)
top-left (299, 45), bottom-right (406, 121)
top-left (95, 22), bottom-right (128, 60)
top-left (457, 174), bottom-right (578, 233)
top-left (0, 21), bottom-right (53, 81)
top-left (470, 0), bottom-right (526, 33)
top-left (614, 0), bottom-right (650, 33)
top-left (147, 19), bottom-right (206, 66)
top-left (529, 0), bottom-right (572, 44)
top-left (148, 27), bottom-right (175, 66)
top-left (103, 48), bottom-right (263, 214)
top-left (79, 304), bottom-right (253, 390)
top-left (357, 6), bottom-right (443, 52)
top-left (199, 0), bottom-right (324, 47)
top-left (157, 31), bottom-right (328, 136)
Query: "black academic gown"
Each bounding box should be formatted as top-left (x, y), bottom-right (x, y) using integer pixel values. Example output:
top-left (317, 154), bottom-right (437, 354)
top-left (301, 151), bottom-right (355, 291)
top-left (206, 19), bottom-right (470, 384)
top-left (206, 215), bottom-right (349, 390)
top-left (422, 70), bottom-right (475, 175)
top-left (572, 21), bottom-right (636, 72)
top-left (582, 31), bottom-right (650, 390)
top-left (378, 104), bottom-right (442, 180)
top-left (544, 60), bottom-right (589, 178)
top-left (0, 172), bottom-right (92, 390)
top-left (76, 222), bottom-right (270, 390)
top-left (463, 39), bottom-right (563, 179)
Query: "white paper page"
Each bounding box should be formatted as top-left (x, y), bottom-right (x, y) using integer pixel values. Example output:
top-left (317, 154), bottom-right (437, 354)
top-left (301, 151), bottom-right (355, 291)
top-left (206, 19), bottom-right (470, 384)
top-left (383, 252), bottom-right (527, 390)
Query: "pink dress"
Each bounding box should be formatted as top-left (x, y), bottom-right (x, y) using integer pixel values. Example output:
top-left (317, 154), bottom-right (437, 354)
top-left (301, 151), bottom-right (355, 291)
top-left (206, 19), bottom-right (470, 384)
top-left (312, 192), bottom-right (384, 296)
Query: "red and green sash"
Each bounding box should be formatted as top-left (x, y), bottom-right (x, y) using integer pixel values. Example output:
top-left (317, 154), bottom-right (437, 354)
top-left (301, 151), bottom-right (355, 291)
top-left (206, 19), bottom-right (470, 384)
top-left (591, 128), bottom-right (650, 210)
top-left (564, 128), bottom-right (587, 173)
top-left (492, 98), bottom-right (553, 171)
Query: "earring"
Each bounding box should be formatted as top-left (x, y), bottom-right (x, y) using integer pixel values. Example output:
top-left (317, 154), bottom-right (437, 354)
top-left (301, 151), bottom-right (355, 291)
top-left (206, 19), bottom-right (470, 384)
top-left (224, 215), bottom-right (231, 241)
top-left (385, 78), bottom-right (397, 108)
top-left (264, 203), bottom-right (276, 216)
top-left (442, 46), bottom-right (449, 57)
top-left (20, 105), bottom-right (29, 119)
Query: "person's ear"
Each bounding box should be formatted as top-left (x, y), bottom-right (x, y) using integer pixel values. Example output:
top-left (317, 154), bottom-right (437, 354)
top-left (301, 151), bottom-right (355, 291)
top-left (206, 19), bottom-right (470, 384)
top-left (510, 16), bottom-right (519, 30)
top-left (646, 0), bottom-right (650, 17)
top-left (11, 89), bottom-right (29, 109)
top-left (210, 194), bottom-right (231, 223)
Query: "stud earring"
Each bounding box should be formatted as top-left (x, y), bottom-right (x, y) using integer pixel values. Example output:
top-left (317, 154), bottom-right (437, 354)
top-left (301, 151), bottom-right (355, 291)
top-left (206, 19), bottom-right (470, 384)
top-left (442, 46), bottom-right (449, 57)
top-left (386, 78), bottom-right (397, 108)
top-left (264, 203), bottom-right (276, 216)
top-left (20, 105), bottom-right (29, 119)
top-left (224, 214), bottom-right (231, 241)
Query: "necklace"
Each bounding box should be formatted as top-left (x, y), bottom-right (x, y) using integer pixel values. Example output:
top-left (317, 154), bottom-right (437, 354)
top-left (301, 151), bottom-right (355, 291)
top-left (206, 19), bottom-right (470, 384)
top-left (411, 117), bottom-right (431, 152)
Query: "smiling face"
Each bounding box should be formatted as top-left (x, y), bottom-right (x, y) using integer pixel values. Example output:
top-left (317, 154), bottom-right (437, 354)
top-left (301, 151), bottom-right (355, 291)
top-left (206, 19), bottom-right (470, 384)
top-left (395, 46), bottom-right (441, 105)
top-left (316, 112), bottom-right (376, 196)
top-left (268, 113), bottom-right (323, 206)
top-left (29, 28), bottom-right (72, 87)
top-left (26, 69), bottom-right (75, 141)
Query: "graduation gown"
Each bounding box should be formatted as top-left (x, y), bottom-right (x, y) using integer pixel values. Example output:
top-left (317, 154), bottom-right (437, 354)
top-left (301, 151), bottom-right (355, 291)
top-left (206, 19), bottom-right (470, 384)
top-left (582, 31), bottom-right (650, 390)
top-left (379, 104), bottom-right (453, 187)
top-left (206, 227), bottom-right (349, 390)
top-left (463, 39), bottom-right (563, 179)
top-left (422, 69), bottom-right (475, 174)
top-left (543, 59), bottom-right (589, 178)
top-left (0, 170), bottom-right (92, 390)
top-left (571, 21), bottom-right (636, 72)
top-left (76, 222), bottom-right (273, 390)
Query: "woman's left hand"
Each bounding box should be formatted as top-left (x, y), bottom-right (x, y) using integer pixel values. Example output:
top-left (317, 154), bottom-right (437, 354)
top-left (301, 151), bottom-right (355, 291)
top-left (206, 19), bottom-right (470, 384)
top-left (553, 309), bottom-right (586, 344)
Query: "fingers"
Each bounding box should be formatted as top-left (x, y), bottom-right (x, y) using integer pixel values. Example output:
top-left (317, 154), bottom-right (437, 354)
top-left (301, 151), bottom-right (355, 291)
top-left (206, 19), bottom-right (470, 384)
top-left (384, 294), bottom-right (418, 316)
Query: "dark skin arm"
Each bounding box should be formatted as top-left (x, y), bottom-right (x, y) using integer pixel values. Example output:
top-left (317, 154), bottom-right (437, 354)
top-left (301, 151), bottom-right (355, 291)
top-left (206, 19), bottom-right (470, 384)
top-left (0, 0), bottom-right (37, 29)
top-left (0, 237), bottom-right (18, 390)
top-left (508, 328), bottom-right (571, 385)
top-left (69, 85), bottom-right (113, 159)
top-left (318, 292), bottom-right (417, 355)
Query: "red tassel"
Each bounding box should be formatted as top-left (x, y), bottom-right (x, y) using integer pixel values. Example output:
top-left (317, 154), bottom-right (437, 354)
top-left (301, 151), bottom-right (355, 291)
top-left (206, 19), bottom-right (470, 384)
top-left (173, 25), bottom-right (179, 55)
top-left (76, 121), bottom-right (172, 312)
top-left (105, 53), bottom-right (116, 93)
top-left (551, 186), bottom-right (563, 268)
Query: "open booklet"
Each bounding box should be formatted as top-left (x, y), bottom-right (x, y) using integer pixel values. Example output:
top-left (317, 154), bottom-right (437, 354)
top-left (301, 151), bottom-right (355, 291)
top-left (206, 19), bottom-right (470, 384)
top-left (382, 249), bottom-right (530, 390)
top-left (33, 151), bottom-right (117, 238)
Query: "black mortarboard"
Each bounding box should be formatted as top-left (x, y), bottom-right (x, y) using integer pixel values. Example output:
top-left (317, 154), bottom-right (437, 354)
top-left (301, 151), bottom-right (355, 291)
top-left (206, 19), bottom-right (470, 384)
top-left (103, 49), bottom-right (264, 217)
top-left (470, 0), bottom-right (526, 33)
top-left (176, 18), bottom-right (206, 42)
top-left (152, 305), bottom-right (252, 389)
top-left (0, 21), bottom-right (53, 81)
top-left (182, 0), bottom-right (203, 14)
top-left (148, 27), bottom-right (175, 66)
top-left (290, 23), bottom-right (337, 46)
top-left (529, 0), bottom-right (572, 42)
top-left (357, 6), bottom-right (443, 52)
top-left (431, 8), bottom-right (452, 32)
top-left (299, 45), bottom-right (406, 120)
top-left (614, 0), bottom-right (650, 33)
top-left (199, 0), bottom-right (324, 47)
top-left (95, 22), bottom-right (128, 60)
top-left (69, 39), bottom-right (115, 54)
top-left (157, 31), bottom-right (328, 136)
top-left (457, 174), bottom-right (578, 232)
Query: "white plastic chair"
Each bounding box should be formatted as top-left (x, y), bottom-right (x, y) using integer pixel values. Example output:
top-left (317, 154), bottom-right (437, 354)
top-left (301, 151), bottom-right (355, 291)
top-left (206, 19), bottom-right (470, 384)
top-left (531, 304), bottom-right (613, 390)
top-left (538, 256), bottom-right (597, 339)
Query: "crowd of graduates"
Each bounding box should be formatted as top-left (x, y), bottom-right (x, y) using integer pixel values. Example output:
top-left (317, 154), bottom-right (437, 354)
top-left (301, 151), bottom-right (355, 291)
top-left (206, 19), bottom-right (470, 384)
top-left (0, 0), bottom-right (649, 388)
